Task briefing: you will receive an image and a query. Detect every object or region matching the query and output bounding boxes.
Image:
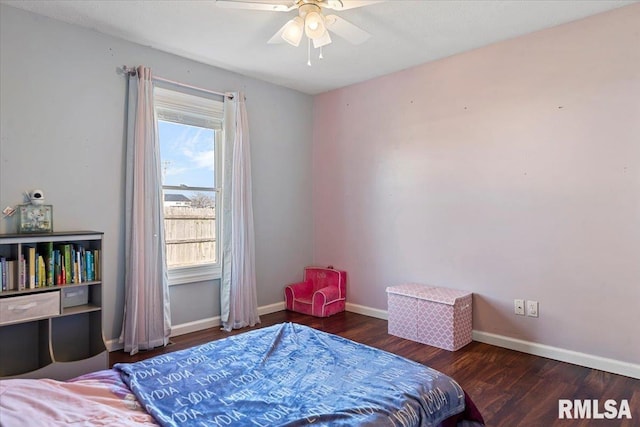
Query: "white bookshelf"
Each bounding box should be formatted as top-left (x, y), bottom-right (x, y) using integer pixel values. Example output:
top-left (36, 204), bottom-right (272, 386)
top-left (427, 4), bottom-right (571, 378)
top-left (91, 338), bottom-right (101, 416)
top-left (0, 231), bottom-right (107, 380)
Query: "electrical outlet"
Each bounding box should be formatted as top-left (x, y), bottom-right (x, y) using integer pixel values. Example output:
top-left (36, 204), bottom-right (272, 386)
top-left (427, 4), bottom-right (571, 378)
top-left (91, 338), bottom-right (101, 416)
top-left (527, 300), bottom-right (539, 317)
top-left (514, 299), bottom-right (525, 315)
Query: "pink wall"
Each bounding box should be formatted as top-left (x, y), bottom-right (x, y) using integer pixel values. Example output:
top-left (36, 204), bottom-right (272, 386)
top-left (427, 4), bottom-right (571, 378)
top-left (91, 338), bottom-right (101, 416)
top-left (312, 4), bottom-right (640, 364)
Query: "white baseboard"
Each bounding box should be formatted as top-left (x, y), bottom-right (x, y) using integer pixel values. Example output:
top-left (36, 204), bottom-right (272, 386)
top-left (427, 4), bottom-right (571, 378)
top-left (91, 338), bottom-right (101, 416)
top-left (473, 330), bottom-right (640, 380)
top-left (348, 303), bottom-right (639, 379)
top-left (172, 316), bottom-right (221, 337)
top-left (258, 301), bottom-right (286, 316)
top-left (106, 317), bottom-right (222, 352)
top-left (106, 301), bottom-right (287, 352)
top-left (107, 301), bottom-right (639, 379)
top-left (346, 302), bottom-right (388, 320)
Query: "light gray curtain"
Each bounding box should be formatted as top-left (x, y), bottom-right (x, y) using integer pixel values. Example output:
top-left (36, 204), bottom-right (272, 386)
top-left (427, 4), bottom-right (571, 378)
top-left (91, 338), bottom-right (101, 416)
top-left (120, 66), bottom-right (171, 355)
top-left (220, 92), bottom-right (260, 331)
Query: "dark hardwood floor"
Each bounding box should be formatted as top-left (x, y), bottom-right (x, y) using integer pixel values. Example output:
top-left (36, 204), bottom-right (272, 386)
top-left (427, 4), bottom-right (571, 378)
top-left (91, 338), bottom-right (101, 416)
top-left (110, 311), bottom-right (639, 426)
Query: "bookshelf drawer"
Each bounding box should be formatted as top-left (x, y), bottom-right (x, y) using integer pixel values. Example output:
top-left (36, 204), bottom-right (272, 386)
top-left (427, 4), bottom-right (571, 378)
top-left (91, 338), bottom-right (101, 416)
top-left (62, 286), bottom-right (88, 308)
top-left (0, 291), bottom-right (60, 326)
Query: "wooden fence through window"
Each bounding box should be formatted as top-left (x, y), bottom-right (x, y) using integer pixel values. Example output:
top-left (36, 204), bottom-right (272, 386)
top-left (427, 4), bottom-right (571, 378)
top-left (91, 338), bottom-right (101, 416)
top-left (164, 206), bottom-right (216, 267)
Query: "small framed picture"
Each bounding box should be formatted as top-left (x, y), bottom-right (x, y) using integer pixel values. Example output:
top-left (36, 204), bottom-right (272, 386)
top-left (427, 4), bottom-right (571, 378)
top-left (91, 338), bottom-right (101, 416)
top-left (18, 204), bottom-right (53, 234)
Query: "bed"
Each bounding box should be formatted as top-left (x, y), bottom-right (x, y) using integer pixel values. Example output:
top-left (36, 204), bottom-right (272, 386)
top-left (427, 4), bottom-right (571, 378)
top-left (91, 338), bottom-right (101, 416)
top-left (0, 322), bottom-right (484, 427)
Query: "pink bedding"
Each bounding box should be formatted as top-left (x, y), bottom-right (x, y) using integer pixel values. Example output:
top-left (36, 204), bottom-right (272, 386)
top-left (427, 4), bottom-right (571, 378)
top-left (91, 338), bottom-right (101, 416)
top-left (0, 370), bottom-right (155, 427)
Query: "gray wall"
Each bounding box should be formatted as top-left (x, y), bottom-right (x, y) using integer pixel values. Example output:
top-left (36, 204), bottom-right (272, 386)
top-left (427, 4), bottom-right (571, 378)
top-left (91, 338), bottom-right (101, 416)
top-left (0, 5), bottom-right (314, 341)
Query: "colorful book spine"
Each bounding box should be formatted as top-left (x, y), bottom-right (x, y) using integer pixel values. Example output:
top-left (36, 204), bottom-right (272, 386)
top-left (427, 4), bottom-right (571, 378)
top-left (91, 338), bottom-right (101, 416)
top-left (63, 244), bottom-right (71, 285)
top-left (5, 260), bottom-right (16, 291)
top-left (41, 241), bottom-right (54, 287)
top-left (70, 246), bottom-right (76, 283)
top-left (75, 250), bottom-right (81, 283)
top-left (38, 255), bottom-right (46, 287)
top-left (18, 254), bottom-right (26, 290)
top-left (94, 249), bottom-right (101, 281)
top-left (54, 249), bottom-right (61, 285)
top-left (86, 252), bottom-right (94, 282)
top-left (35, 252), bottom-right (39, 287)
top-left (47, 251), bottom-right (54, 286)
top-left (27, 246), bottom-right (36, 289)
top-left (0, 242), bottom-right (105, 290)
top-left (0, 257), bottom-right (6, 291)
top-left (77, 245), bottom-right (85, 283)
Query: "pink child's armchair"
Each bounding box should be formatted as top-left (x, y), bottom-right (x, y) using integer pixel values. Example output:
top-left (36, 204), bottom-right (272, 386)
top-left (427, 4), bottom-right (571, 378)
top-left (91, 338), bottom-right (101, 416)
top-left (284, 266), bottom-right (347, 317)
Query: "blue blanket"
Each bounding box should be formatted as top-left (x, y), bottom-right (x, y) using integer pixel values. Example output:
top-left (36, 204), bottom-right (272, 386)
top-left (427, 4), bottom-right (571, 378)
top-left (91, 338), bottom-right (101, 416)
top-left (115, 323), bottom-right (465, 427)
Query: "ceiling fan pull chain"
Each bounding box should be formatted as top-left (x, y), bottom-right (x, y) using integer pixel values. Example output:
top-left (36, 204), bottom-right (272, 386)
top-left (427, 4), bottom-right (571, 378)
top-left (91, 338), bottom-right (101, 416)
top-left (319, 46), bottom-right (324, 60)
top-left (307, 38), bottom-right (312, 66)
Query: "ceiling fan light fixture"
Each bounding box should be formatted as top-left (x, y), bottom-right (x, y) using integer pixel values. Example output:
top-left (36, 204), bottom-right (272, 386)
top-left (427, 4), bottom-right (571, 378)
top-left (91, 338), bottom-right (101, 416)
top-left (247, 0), bottom-right (375, 63)
top-left (304, 11), bottom-right (326, 40)
top-left (312, 30), bottom-right (331, 48)
top-left (281, 16), bottom-right (304, 47)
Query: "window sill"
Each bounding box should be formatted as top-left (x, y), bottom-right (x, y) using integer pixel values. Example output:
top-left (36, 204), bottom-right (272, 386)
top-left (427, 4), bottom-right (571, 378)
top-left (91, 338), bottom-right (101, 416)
top-left (168, 264), bottom-right (221, 286)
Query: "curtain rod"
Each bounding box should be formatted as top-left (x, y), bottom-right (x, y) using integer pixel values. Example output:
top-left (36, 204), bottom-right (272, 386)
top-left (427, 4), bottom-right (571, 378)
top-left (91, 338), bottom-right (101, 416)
top-left (121, 66), bottom-right (231, 99)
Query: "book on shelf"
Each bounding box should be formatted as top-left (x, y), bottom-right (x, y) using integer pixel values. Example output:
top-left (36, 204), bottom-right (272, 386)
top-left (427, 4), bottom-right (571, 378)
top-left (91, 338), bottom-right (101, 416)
top-left (5, 260), bottom-right (17, 291)
top-left (26, 246), bottom-right (36, 289)
top-left (63, 244), bottom-right (72, 285)
top-left (0, 257), bottom-right (5, 291)
top-left (2, 241), bottom-right (100, 290)
top-left (86, 251), bottom-right (94, 281)
top-left (35, 252), bottom-right (40, 287)
top-left (37, 255), bottom-right (46, 287)
top-left (71, 246), bottom-right (76, 283)
top-left (47, 249), bottom-right (54, 287)
top-left (94, 249), bottom-right (101, 280)
top-left (0, 257), bottom-right (7, 291)
top-left (38, 241), bottom-right (54, 287)
top-left (77, 247), bottom-right (83, 283)
top-left (54, 249), bottom-right (61, 285)
top-left (18, 254), bottom-right (25, 290)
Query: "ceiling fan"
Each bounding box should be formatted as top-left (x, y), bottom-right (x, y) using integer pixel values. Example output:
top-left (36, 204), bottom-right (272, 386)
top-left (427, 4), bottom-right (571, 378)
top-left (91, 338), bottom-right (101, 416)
top-left (216, 0), bottom-right (383, 64)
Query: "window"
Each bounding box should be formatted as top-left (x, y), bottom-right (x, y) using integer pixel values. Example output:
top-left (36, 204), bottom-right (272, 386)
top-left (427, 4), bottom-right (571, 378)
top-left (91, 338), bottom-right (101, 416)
top-left (154, 86), bottom-right (223, 285)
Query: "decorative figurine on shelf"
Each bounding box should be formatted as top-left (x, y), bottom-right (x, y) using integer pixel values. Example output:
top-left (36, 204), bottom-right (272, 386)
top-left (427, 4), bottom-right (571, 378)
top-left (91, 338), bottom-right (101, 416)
top-left (17, 189), bottom-right (53, 234)
top-left (28, 189), bottom-right (46, 206)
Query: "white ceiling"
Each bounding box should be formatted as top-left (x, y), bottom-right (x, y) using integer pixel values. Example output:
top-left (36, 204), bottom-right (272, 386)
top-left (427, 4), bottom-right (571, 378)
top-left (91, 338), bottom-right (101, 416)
top-left (2, 0), bottom-right (637, 94)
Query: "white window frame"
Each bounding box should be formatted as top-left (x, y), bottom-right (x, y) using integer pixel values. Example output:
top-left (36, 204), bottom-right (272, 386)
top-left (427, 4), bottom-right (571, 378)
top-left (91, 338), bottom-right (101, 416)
top-left (154, 86), bottom-right (223, 286)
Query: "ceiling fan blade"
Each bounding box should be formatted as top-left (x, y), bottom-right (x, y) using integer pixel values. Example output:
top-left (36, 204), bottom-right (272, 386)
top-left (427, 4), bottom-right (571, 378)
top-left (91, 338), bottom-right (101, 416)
top-left (324, 15), bottom-right (371, 44)
top-left (215, 0), bottom-right (296, 12)
top-left (322, 0), bottom-right (384, 11)
top-left (267, 23), bottom-right (288, 44)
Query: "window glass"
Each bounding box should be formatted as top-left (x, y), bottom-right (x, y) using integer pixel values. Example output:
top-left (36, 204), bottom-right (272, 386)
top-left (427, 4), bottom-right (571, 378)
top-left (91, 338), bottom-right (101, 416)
top-left (155, 87), bottom-right (223, 281)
